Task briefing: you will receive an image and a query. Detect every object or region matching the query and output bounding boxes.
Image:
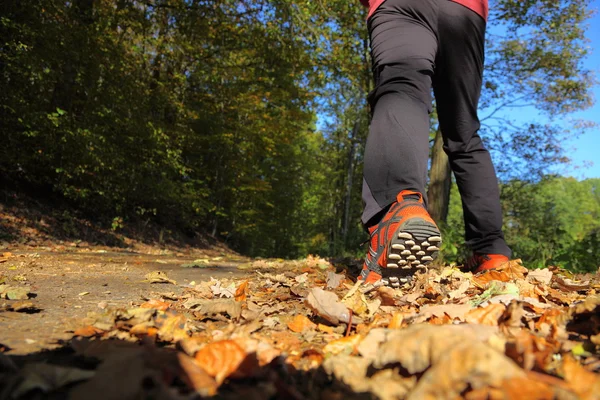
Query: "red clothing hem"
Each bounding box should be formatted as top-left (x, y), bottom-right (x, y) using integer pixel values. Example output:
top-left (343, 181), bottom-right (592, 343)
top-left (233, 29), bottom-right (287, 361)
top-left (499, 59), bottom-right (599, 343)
top-left (362, 0), bottom-right (488, 21)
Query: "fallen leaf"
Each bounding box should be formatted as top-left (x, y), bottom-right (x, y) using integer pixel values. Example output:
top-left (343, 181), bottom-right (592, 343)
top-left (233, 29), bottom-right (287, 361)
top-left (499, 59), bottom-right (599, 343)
top-left (177, 353), bottom-right (218, 396)
top-left (417, 304), bottom-right (473, 322)
top-left (78, 291), bottom-right (90, 296)
top-left (323, 334), bottom-right (363, 355)
top-left (234, 280), bottom-right (249, 302)
top-left (555, 276), bottom-right (590, 292)
top-left (294, 273), bottom-right (309, 283)
top-left (156, 313), bottom-right (189, 342)
top-left (376, 286), bottom-right (398, 306)
top-left (448, 279), bottom-right (471, 299)
top-left (211, 280), bottom-right (236, 298)
top-left (560, 355), bottom-right (600, 399)
top-left (140, 299), bottom-right (171, 311)
top-left (388, 313), bottom-right (404, 329)
top-left (473, 270), bottom-right (512, 286)
top-left (306, 288), bottom-right (359, 325)
top-left (194, 340), bottom-right (248, 384)
top-left (287, 314), bottom-right (317, 333)
top-left (73, 325), bottom-right (105, 337)
top-left (183, 298), bottom-right (242, 320)
top-left (505, 331), bottom-right (559, 371)
top-left (527, 268), bottom-right (553, 285)
top-left (342, 289), bottom-right (368, 316)
top-left (498, 259), bottom-right (528, 280)
top-left (0, 285), bottom-right (30, 300)
top-left (406, 341), bottom-right (527, 400)
top-left (373, 324), bottom-right (504, 373)
top-left (143, 271), bottom-right (176, 285)
top-left (326, 272), bottom-right (345, 289)
top-left (465, 303), bottom-right (506, 326)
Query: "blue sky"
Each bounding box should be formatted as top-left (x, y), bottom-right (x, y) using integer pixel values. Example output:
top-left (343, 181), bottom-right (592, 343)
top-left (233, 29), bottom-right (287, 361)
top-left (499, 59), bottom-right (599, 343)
top-left (567, 0), bottom-right (600, 178)
top-left (495, 1), bottom-right (600, 179)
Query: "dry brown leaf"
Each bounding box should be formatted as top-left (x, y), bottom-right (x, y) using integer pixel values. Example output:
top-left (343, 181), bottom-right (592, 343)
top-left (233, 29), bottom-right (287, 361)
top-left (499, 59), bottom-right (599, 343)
top-left (194, 340), bottom-right (247, 385)
top-left (406, 341), bottom-right (527, 400)
top-left (268, 331), bottom-right (303, 352)
top-left (306, 288), bottom-right (358, 325)
top-left (326, 272), bottom-right (345, 289)
top-left (183, 298), bottom-right (242, 320)
top-left (234, 280), bottom-right (249, 302)
top-left (323, 334), bottom-right (363, 355)
top-left (499, 259), bottom-right (528, 280)
top-left (177, 353), bottom-right (218, 396)
top-left (468, 376), bottom-right (555, 400)
top-left (417, 304), bottom-right (473, 322)
top-left (129, 323), bottom-right (157, 337)
top-left (388, 313), bottom-right (404, 329)
top-left (156, 313), bottom-right (189, 342)
top-left (560, 355), bottom-right (600, 399)
top-left (554, 276), bottom-right (591, 292)
top-left (287, 314), bottom-right (317, 333)
top-left (143, 271), bottom-right (176, 284)
top-left (373, 324), bottom-right (504, 374)
top-left (376, 286), bottom-right (398, 306)
top-left (473, 270), bottom-right (512, 286)
top-left (465, 303), bottom-right (506, 326)
top-left (342, 289), bottom-right (368, 316)
top-left (140, 299), bottom-right (171, 311)
top-left (73, 325), bottom-right (105, 337)
top-left (505, 331), bottom-right (559, 371)
top-left (448, 279), bottom-right (471, 300)
top-left (527, 268), bottom-right (553, 285)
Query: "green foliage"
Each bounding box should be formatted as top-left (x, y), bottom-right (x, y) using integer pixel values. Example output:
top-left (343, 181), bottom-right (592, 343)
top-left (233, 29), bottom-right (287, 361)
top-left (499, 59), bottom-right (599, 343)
top-left (442, 177), bottom-right (600, 272)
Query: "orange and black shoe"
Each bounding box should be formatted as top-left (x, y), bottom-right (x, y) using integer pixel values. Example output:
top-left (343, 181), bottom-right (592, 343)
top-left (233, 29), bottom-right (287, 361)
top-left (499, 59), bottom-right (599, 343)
top-left (466, 253), bottom-right (510, 274)
top-left (359, 190), bottom-right (441, 288)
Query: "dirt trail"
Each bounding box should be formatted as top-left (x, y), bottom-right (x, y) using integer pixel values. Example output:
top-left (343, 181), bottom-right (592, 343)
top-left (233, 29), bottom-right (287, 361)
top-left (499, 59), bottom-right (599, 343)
top-left (0, 247), bottom-right (251, 354)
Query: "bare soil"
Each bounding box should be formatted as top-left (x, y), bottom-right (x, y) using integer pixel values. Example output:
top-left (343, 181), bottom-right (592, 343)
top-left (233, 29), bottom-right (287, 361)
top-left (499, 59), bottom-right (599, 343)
top-left (0, 246), bottom-right (251, 354)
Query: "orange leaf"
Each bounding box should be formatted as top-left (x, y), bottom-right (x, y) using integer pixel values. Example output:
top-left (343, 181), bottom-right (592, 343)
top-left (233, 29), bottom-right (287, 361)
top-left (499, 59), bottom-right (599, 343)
top-left (473, 270), bottom-right (512, 286)
top-left (235, 280), bottom-right (249, 302)
top-left (318, 323), bottom-right (334, 333)
top-left (499, 259), bottom-right (528, 280)
top-left (388, 313), bottom-right (404, 329)
top-left (287, 314), bottom-right (316, 333)
top-left (465, 304), bottom-right (506, 326)
top-left (505, 331), bottom-right (558, 371)
top-left (497, 375), bottom-right (555, 400)
top-left (177, 353), bottom-right (218, 396)
top-left (140, 299), bottom-right (171, 311)
top-left (323, 334), bottom-right (363, 355)
top-left (73, 325), bottom-right (104, 337)
top-left (561, 355), bottom-right (600, 399)
top-left (194, 340), bottom-right (247, 384)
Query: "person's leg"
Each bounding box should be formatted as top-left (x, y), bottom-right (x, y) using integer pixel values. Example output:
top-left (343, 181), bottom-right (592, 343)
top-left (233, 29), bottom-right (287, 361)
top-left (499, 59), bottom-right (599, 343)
top-left (361, 0), bottom-right (438, 226)
top-left (360, 0), bottom-right (442, 286)
top-left (433, 1), bottom-right (511, 257)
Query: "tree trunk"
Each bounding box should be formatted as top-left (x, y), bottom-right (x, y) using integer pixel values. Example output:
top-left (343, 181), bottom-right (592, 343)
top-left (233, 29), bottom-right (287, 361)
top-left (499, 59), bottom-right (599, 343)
top-left (342, 121), bottom-right (359, 247)
top-left (427, 128), bottom-right (451, 224)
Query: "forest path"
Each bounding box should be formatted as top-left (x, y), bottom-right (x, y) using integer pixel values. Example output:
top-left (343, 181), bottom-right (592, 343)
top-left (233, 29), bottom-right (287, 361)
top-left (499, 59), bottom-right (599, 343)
top-left (0, 247), bottom-right (251, 354)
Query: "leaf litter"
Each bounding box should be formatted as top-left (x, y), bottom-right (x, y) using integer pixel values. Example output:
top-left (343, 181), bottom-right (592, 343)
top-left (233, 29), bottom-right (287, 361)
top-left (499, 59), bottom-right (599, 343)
top-left (0, 256), bottom-right (599, 399)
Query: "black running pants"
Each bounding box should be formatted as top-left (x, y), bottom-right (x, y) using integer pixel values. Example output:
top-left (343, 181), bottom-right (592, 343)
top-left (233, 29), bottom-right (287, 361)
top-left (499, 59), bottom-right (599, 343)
top-left (361, 0), bottom-right (511, 257)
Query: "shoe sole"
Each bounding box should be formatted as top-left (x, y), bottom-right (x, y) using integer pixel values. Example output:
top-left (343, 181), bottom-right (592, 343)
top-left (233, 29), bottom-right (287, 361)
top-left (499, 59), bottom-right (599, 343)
top-left (382, 218), bottom-right (441, 288)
